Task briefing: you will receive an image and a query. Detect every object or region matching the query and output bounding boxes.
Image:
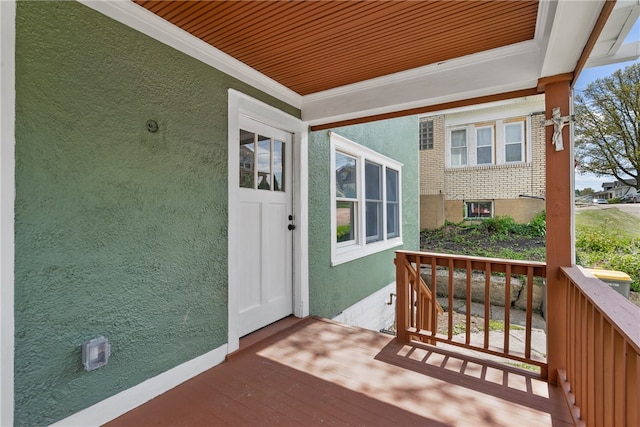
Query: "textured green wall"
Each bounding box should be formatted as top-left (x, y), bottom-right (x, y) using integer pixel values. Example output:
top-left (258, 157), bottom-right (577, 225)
top-left (308, 118), bottom-right (420, 319)
top-left (14, 2), bottom-right (298, 425)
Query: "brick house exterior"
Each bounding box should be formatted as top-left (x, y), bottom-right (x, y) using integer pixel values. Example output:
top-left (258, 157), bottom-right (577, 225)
top-left (419, 96), bottom-right (546, 229)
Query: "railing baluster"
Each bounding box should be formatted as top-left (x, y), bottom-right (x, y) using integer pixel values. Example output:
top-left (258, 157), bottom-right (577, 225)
top-left (504, 264), bottom-right (511, 354)
top-left (576, 293), bottom-right (585, 411)
top-left (484, 261), bottom-right (491, 350)
top-left (415, 255), bottom-right (422, 333)
top-left (465, 259), bottom-right (472, 346)
top-left (614, 331), bottom-right (625, 427)
top-left (431, 256), bottom-right (437, 339)
top-left (586, 304), bottom-right (595, 424)
top-left (525, 266), bottom-right (533, 358)
top-left (603, 320), bottom-right (614, 426)
top-left (626, 341), bottom-right (638, 427)
top-left (594, 310), bottom-right (604, 427)
top-left (448, 258), bottom-right (454, 341)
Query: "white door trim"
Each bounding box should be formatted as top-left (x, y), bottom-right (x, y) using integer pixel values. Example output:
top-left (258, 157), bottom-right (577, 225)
top-left (227, 90), bottom-right (308, 354)
top-left (0, 1), bottom-right (16, 425)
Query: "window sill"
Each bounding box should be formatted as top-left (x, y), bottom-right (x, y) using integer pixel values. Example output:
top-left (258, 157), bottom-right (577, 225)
top-left (445, 162), bottom-right (530, 172)
top-left (331, 239), bottom-right (403, 267)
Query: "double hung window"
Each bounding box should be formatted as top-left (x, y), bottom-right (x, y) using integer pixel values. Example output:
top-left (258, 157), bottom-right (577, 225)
top-left (331, 133), bottom-right (403, 265)
top-left (504, 121), bottom-right (524, 163)
top-left (476, 126), bottom-right (494, 165)
top-left (450, 128), bottom-right (467, 166)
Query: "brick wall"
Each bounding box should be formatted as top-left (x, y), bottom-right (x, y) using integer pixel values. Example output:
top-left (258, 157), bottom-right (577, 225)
top-left (530, 112), bottom-right (546, 197)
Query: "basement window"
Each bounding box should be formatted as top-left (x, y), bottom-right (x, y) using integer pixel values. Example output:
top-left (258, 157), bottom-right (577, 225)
top-left (465, 201), bottom-right (493, 219)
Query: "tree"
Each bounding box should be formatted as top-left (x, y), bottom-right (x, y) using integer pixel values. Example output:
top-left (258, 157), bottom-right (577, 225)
top-left (574, 63), bottom-right (639, 190)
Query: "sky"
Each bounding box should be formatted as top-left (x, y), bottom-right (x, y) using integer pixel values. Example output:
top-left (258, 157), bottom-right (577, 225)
top-left (572, 17), bottom-right (640, 191)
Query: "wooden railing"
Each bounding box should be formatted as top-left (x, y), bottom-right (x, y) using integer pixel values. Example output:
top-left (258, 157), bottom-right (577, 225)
top-left (395, 250), bottom-right (548, 377)
top-left (559, 266), bottom-right (640, 427)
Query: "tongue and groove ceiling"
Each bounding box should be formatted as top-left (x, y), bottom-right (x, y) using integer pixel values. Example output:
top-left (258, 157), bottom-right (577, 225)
top-left (134, 0), bottom-right (539, 96)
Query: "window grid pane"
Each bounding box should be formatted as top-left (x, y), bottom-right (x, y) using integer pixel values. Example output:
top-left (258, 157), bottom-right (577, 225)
top-left (336, 201), bottom-right (356, 243)
top-left (505, 143), bottom-right (522, 162)
top-left (273, 140), bottom-right (285, 192)
top-left (450, 129), bottom-right (467, 166)
top-left (239, 130), bottom-right (255, 189)
top-left (257, 135), bottom-right (271, 190)
top-left (336, 152), bottom-right (357, 199)
top-left (386, 168), bottom-right (399, 238)
top-left (365, 161), bottom-right (382, 243)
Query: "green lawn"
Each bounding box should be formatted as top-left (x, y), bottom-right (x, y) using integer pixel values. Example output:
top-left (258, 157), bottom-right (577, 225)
top-left (575, 207), bottom-right (640, 292)
top-left (575, 207), bottom-right (640, 239)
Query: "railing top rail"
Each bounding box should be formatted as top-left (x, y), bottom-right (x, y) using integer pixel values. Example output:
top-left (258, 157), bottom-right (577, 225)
top-left (561, 265), bottom-right (640, 353)
top-left (396, 250), bottom-right (547, 269)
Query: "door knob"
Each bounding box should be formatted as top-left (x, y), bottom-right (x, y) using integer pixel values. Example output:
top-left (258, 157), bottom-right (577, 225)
top-left (288, 224), bottom-right (296, 231)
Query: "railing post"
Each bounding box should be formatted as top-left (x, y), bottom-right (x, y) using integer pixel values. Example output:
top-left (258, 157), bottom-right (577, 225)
top-left (395, 251), bottom-right (409, 344)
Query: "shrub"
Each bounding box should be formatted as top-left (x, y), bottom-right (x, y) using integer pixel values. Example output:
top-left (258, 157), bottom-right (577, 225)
top-left (482, 215), bottom-right (519, 235)
top-left (526, 211), bottom-right (547, 237)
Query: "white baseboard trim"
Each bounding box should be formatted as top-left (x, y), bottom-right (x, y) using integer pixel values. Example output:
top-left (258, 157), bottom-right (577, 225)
top-left (50, 343), bottom-right (228, 427)
top-left (332, 282), bottom-right (397, 332)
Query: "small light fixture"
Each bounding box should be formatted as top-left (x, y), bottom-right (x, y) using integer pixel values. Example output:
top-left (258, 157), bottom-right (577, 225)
top-left (82, 336), bottom-right (110, 371)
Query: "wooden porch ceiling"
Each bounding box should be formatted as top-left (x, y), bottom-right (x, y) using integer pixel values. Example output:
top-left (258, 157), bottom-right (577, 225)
top-left (134, 0), bottom-right (539, 96)
top-left (106, 318), bottom-right (572, 426)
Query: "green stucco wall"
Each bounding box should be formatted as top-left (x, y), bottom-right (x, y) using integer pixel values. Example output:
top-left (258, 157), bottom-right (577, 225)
top-left (14, 2), bottom-right (298, 425)
top-left (308, 118), bottom-right (420, 319)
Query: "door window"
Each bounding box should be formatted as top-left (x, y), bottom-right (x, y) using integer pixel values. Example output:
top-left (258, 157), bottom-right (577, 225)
top-left (239, 130), bottom-right (285, 192)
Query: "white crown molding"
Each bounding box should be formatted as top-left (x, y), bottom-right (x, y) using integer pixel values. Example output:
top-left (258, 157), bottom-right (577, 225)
top-left (78, 0), bottom-right (302, 109)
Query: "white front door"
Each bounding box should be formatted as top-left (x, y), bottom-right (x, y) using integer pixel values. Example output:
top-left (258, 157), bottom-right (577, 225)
top-left (236, 115), bottom-right (293, 337)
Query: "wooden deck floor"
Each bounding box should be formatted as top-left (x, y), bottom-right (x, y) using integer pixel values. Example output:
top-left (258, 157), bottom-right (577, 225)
top-left (106, 317), bottom-right (572, 427)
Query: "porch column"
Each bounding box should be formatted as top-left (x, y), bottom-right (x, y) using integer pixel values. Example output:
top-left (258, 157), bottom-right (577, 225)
top-left (540, 75), bottom-right (573, 385)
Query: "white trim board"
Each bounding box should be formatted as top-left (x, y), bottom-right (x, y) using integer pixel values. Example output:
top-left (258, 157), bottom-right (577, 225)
top-left (0, 1), bottom-right (16, 426)
top-left (227, 89), bottom-right (309, 354)
top-left (50, 344), bottom-right (228, 427)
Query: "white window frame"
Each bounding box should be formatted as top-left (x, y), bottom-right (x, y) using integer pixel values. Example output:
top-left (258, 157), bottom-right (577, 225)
top-left (330, 132), bottom-right (403, 266)
top-left (503, 120), bottom-right (525, 163)
top-left (475, 125), bottom-right (494, 165)
top-left (449, 127), bottom-right (468, 167)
